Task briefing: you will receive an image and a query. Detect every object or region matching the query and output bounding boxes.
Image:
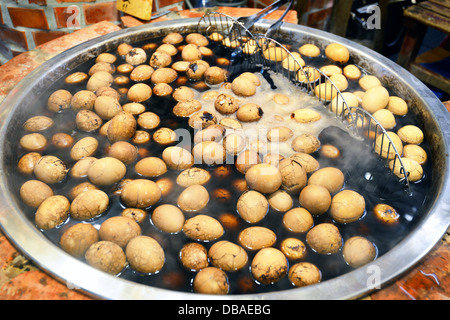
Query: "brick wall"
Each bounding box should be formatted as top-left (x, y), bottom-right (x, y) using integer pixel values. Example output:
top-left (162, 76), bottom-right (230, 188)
top-left (0, 0), bottom-right (334, 65)
top-left (0, 0), bottom-right (184, 65)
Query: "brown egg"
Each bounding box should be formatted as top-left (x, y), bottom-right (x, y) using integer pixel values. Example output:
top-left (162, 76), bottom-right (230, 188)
top-left (283, 208), bottom-right (314, 233)
top-left (155, 177), bottom-right (174, 197)
top-left (314, 83), bottom-right (338, 101)
top-left (177, 185), bottom-right (209, 212)
top-left (236, 103), bottom-right (263, 122)
top-left (320, 144), bottom-right (341, 159)
top-left (86, 71), bottom-right (113, 92)
top-left (245, 163), bottom-right (282, 194)
top-left (397, 125), bottom-right (424, 145)
top-left (308, 167), bottom-right (345, 194)
top-left (193, 267), bottom-right (229, 294)
top-left (87, 157), bottom-right (126, 186)
top-left (188, 111), bottom-right (217, 129)
top-left (180, 242), bottom-right (209, 271)
top-left (23, 116), bottom-right (54, 132)
top-left (235, 149), bottom-right (261, 174)
top-left (373, 203), bottom-right (400, 224)
top-left (149, 51), bottom-right (172, 69)
top-left (162, 146), bottom-right (194, 170)
top-left (306, 223), bottom-right (342, 254)
top-left (267, 190), bottom-right (293, 212)
top-left (99, 216), bottom-right (141, 248)
top-left (372, 109), bottom-right (396, 130)
top-left (85, 241), bottom-right (126, 275)
top-left (330, 190), bottom-right (365, 223)
top-left (70, 157), bottom-right (97, 179)
top-left (108, 141), bottom-right (138, 164)
top-left (18, 152), bottom-right (41, 175)
top-left (280, 238), bottom-right (307, 261)
top-left (181, 44), bottom-right (202, 62)
top-left (135, 157), bottom-right (167, 178)
top-left (128, 83), bottom-right (152, 102)
top-left (362, 86), bottom-right (389, 114)
top-left (33, 155), bottom-right (68, 184)
top-left (137, 112), bottom-right (160, 130)
top-left (387, 96), bottom-right (408, 116)
top-left (298, 44), bottom-right (321, 57)
top-left (151, 128), bottom-right (175, 145)
top-left (163, 32), bottom-right (183, 45)
top-left (231, 76), bottom-right (256, 97)
top-left (204, 66), bottom-right (227, 85)
top-left (70, 189), bottom-right (109, 220)
top-left (60, 223), bottom-right (99, 258)
top-left (126, 236), bottom-right (165, 274)
top-left (183, 215), bottom-right (224, 241)
top-left (192, 141), bottom-right (226, 165)
top-left (267, 126), bottom-right (293, 142)
top-left (48, 89), bottom-right (72, 112)
top-left (342, 236), bottom-right (377, 268)
top-left (290, 153), bottom-right (319, 174)
top-left (51, 132), bottom-right (75, 149)
top-left (176, 167), bottom-right (211, 188)
top-left (153, 83), bottom-right (173, 97)
top-left (214, 93), bottom-right (239, 115)
top-left (374, 132), bottom-right (403, 160)
top-left (19, 133), bottom-right (47, 152)
top-left (238, 226), bottom-right (277, 251)
top-left (121, 208), bottom-right (148, 224)
top-left (35, 195), bottom-right (69, 230)
top-left (299, 184), bottom-right (331, 216)
top-left (236, 190), bottom-right (269, 224)
top-left (251, 248), bottom-right (288, 284)
top-left (208, 241), bottom-right (248, 271)
top-left (343, 64), bottom-right (362, 80)
top-left (68, 182), bottom-right (98, 200)
top-left (325, 43), bottom-right (350, 64)
top-left (389, 157), bottom-right (423, 182)
top-left (151, 204), bottom-right (185, 233)
top-left (278, 158), bottom-right (308, 194)
top-left (151, 67), bottom-right (178, 84)
top-left (65, 71), bottom-right (88, 84)
top-left (289, 262), bottom-right (321, 287)
top-left (20, 180), bottom-right (54, 208)
top-left (125, 47), bottom-right (147, 65)
top-left (291, 133), bottom-right (320, 154)
top-left (403, 144), bottom-right (427, 165)
top-left (121, 179), bottom-right (162, 208)
top-left (194, 125), bottom-right (225, 144)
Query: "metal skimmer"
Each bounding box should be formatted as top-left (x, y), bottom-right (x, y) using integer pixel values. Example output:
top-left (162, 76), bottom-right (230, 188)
top-left (197, 11), bottom-right (411, 193)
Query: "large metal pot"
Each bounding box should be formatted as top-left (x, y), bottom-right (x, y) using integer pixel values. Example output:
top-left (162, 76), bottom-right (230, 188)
top-left (0, 19), bottom-right (449, 300)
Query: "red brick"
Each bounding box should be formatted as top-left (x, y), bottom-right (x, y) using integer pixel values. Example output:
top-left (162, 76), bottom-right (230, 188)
top-left (56, 0), bottom-right (95, 2)
top-left (306, 7), bottom-right (333, 26)
top-left (32, 30), bottom-right (68, 46)
top-left (8, 7), bottom-right (49, 30)
top-left (157, 0), bottom-right (183, 9)
top-left (83, 2), bottom-right (120, 25)
top-left (0, 25), bottom-right (29, 50)
top-left (28, 0), bottom-right (47, 5)
top-left (54, 6), bottom-right (82, 28)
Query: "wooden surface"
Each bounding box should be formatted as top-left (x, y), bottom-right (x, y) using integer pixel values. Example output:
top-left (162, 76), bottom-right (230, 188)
top-left (0, 8), bottom-right (448, 300)
top-left (398, 0), bottom-right (450, 94)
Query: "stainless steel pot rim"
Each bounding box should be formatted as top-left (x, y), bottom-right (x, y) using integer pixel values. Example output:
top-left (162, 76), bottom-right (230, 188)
top-left (0, 19), bottom-right (449, 300)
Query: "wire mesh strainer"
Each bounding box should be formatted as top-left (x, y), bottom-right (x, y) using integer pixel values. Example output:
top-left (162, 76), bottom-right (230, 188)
top-left (197, 10), bottom-right (411, 193)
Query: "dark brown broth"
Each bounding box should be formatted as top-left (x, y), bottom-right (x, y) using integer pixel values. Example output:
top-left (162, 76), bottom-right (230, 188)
top-left (10, 34), bottom-right (432, 295)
